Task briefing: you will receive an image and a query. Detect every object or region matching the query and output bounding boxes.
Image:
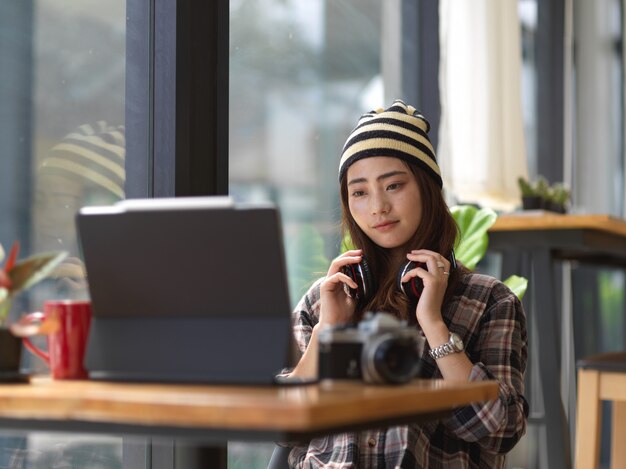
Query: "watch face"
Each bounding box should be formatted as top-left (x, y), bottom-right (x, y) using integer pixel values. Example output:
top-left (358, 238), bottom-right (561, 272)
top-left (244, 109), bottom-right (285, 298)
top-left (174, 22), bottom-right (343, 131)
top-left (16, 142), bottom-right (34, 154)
top-left (451, 333), bottom-right (464, 351)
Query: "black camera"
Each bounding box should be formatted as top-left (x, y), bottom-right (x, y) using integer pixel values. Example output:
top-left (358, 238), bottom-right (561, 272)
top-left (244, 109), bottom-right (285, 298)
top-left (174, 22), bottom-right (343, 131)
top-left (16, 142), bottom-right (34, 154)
top-left (318, 312), bottom-right (422, 384)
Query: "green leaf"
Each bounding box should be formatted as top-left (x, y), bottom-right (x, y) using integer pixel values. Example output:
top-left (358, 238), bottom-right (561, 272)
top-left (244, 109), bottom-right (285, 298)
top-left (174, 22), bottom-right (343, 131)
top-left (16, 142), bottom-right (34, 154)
top-left (517, 177), bottom-right (535, 197)
top-left (0, 295), bottom-right (11, 323)
top-left (503, 275), bottom-right (528, 300)
top-left (450, 205), bottom-right (497, 270)
top-left (0, 243), bottom-right (4, 264)
top-left (8, 251), bottom-right (68, 293)
top-left (341, 232), bottom-right (356, 252)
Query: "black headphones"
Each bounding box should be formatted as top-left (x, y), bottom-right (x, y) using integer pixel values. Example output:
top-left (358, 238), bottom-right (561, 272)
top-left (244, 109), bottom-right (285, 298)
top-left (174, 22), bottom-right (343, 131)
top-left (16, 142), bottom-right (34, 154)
top-left (342, 250), bottom-right (457, 304)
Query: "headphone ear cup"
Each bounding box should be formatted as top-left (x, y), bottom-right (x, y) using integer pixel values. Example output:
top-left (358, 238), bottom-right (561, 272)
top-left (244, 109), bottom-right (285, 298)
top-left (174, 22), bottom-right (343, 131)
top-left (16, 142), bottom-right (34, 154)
top-left (341, 256), bottom-right (375, 304)
top-left (342, 263), bottom-right (362, 300)
top-left (397, 261), bottom-right (426, 303)
top-left (359, 256), bottom-right (375, 303)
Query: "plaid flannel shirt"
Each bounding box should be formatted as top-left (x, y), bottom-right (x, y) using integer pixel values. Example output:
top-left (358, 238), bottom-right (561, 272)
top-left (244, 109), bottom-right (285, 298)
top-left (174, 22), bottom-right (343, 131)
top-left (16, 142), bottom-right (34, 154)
top-left (287, 272), bottom-right (528, 469)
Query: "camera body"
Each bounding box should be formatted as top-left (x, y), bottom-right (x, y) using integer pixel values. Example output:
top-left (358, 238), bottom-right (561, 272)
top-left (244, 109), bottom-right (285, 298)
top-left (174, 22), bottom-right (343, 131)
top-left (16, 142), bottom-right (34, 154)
top-left (318, 312), bottom-right (422, 384)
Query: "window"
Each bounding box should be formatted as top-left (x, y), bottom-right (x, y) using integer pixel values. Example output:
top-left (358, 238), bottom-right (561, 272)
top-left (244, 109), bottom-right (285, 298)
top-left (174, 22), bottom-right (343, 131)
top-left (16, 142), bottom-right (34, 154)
top-left (229, 0), bottom-right (383, 305)
top-left (0, 1), bottom-right (125, 466)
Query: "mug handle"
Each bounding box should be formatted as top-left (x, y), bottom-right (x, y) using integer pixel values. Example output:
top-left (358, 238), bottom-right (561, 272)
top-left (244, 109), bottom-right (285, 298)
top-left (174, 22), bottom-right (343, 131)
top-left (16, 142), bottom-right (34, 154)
top-left (17, 312), bottom-right (51, 365)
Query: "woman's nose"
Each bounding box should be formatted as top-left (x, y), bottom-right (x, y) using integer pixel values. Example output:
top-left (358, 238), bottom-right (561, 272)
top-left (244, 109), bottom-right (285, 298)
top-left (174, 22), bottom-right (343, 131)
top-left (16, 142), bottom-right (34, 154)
top-left (370, 193), bottom-right (390, 214)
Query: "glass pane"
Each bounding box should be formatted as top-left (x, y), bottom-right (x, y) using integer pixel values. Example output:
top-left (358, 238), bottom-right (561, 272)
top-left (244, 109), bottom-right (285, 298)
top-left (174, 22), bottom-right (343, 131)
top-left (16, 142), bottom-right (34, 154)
top-left (229, 0), bottom-right (383, 466)
top-left (0, 1), bottom-right (125, 466)
top-left (519, 0), bottom-right (538, 179)
top-left (230, 0), bottom-right (383, 305)
top-left (572, 0), bottom-right (624, 216)
top-left (31, 1), bottom-right (126, 297)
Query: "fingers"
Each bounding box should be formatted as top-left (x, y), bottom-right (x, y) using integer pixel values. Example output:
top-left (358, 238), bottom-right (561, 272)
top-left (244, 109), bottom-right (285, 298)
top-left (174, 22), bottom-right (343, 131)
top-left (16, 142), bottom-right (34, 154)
top-left (323, 250), bottom-right (364, 292)
top-left (320, 270), bottom-right (359, 326)
top-left (404, 251), bottom-right (450, 328)
top-left (408, 249), bottom-right (449, 271)
top-left (322, 271), bottom-right (359, 291)
top-left (327, 249), bottom-right (363, 275)
top-left (401, 249), bottom-right (450, 283)
top-left (399, 263), bottom-right (423, 284)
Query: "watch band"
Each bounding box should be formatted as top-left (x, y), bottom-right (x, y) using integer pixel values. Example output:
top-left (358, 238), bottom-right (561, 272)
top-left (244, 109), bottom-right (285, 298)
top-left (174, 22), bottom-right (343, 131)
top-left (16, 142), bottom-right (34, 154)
top-left (429, 342), bottom-right (455, 360)
top-left (428, 333), bottom-right (463, 360)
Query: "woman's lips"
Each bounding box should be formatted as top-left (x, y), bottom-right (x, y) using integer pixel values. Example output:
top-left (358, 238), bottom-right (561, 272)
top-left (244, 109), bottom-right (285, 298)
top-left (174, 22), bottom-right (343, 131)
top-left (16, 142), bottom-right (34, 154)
top-left (373, 220), bottom-right (399, 232)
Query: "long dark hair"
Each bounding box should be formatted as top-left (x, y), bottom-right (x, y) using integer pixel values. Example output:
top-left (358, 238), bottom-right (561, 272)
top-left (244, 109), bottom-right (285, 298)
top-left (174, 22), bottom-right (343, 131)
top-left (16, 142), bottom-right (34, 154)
top-left (339, 162), bottom-right (463, 322)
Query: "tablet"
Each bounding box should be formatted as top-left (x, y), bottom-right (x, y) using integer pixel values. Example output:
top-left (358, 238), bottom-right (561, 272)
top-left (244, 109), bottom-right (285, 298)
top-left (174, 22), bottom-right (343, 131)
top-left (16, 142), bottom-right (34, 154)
top-left (76, 196), bottom-right (293, 384)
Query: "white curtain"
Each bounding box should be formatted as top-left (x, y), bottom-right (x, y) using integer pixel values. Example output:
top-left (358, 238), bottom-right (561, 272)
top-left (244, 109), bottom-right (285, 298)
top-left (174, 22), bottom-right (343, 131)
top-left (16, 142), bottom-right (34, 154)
top-left (438, 0), bottom-right (528, 212)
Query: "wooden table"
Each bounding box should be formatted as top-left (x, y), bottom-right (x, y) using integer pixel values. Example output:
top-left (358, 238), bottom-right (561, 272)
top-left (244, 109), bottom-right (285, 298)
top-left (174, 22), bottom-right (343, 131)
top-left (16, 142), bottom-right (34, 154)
top-left (0, 377), bottom-right (498, 468)
top-left (489, 212), bottom-right (626, 469)
top-left (490, 213), bottom-right (626, 264)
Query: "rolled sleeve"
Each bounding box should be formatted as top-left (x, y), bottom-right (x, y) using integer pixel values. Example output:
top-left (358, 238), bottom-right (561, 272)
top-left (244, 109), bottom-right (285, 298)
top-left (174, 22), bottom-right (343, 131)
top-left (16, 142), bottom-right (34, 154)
top-left (443, 292), bottom-right (529, 454)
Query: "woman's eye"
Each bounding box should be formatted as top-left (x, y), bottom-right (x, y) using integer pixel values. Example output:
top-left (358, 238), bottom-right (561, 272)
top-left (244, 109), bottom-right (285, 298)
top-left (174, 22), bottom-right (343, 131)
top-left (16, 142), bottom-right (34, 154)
top-left (387, 182), bottom-right (403, 191)
top-left (351, 190), bottom-right (365, 197)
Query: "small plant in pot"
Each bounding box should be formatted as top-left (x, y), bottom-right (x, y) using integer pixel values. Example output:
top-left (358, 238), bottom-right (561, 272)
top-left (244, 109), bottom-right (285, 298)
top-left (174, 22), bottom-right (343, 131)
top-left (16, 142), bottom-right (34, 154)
top-left (0, 241), bottom-right (67, 380)
top-left (518, 176), bottom-right (571, 214)
top-left (517, 176), bottom-right (542, 210)
top-left (545, 183), bottom-right (570, 214)
top-left (534, 176), bottom-right (552, 208)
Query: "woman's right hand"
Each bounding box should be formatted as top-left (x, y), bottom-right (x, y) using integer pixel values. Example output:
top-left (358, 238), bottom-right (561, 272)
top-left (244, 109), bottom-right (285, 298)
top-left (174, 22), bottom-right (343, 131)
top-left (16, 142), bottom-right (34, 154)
top-left (318, 249), bottom-right (362, 327)
top-left (290, 249), bottom-right (363, 379)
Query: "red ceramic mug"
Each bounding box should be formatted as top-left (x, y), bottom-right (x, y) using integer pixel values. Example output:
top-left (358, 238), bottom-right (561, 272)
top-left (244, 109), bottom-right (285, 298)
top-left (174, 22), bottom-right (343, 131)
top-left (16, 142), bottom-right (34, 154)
top-left (18, 300), bottom-right (92, 379)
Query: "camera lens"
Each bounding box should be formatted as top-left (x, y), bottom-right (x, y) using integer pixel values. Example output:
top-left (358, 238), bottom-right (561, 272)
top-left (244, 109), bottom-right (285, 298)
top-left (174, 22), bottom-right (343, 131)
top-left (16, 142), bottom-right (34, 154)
top-left (361, 334), bottom-right (420, 384)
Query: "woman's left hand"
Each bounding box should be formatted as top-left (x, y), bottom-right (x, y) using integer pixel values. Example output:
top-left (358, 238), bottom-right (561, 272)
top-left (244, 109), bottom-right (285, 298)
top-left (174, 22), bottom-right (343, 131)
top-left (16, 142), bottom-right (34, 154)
top-left (401, 249), bottom-right (451, 328)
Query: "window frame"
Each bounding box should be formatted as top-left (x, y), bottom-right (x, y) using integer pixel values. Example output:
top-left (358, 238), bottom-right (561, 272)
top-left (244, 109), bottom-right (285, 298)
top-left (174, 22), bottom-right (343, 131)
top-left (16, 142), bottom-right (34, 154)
top-left (126, 0), bottom-right (229, 200)
top-left (125, 0), bottom-right (229, 467)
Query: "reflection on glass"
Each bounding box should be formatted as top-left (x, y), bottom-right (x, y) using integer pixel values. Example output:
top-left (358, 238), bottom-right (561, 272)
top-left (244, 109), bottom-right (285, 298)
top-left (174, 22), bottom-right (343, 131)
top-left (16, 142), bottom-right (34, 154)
top-left (0, 0), bottom-right (125, 467)
top-left (229, 0), bottom-right (382, 467)
top-left (8, 433), bottom-right (122, 469)
top-left (30, 0), bottom-right (126, 303)
top-left (33, 121), bottom-right (125, 298)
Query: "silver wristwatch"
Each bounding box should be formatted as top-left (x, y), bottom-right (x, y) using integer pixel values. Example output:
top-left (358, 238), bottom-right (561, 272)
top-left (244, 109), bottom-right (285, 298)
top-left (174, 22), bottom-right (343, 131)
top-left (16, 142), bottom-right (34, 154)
top-left (428, 333), bottom-right (464, 360)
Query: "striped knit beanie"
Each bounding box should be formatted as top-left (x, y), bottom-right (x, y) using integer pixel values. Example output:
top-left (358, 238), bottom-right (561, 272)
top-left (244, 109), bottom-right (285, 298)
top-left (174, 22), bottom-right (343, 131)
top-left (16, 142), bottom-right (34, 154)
top-left (39, 121), bottom-right (126, 199)
top-left (338, 100), bottom-right (442, 188)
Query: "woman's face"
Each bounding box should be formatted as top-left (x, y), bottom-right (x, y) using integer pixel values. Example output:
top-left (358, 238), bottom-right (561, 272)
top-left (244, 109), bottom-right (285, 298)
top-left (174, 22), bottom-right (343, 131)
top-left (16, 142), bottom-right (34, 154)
top-left (346, 157), bottom-right (422, 256)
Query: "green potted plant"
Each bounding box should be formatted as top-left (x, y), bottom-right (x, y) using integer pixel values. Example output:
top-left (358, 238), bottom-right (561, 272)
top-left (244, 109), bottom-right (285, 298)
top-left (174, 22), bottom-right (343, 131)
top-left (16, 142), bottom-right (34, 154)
top-left (517, 176), bottom-right (542, 210)
top-left (534, 176), bottom-right (552, 209)
top-left (518, 176), bottom-right (571, 214)
top-left (0, 241), bottom-right (67, 380)
top-left (545, 183), bottom-right (570, 214)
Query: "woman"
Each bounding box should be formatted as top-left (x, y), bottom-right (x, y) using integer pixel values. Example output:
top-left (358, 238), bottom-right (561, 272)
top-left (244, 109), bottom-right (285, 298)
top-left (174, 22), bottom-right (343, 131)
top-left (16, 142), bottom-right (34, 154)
top-left (286, 100), bottom-right (528, 468)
